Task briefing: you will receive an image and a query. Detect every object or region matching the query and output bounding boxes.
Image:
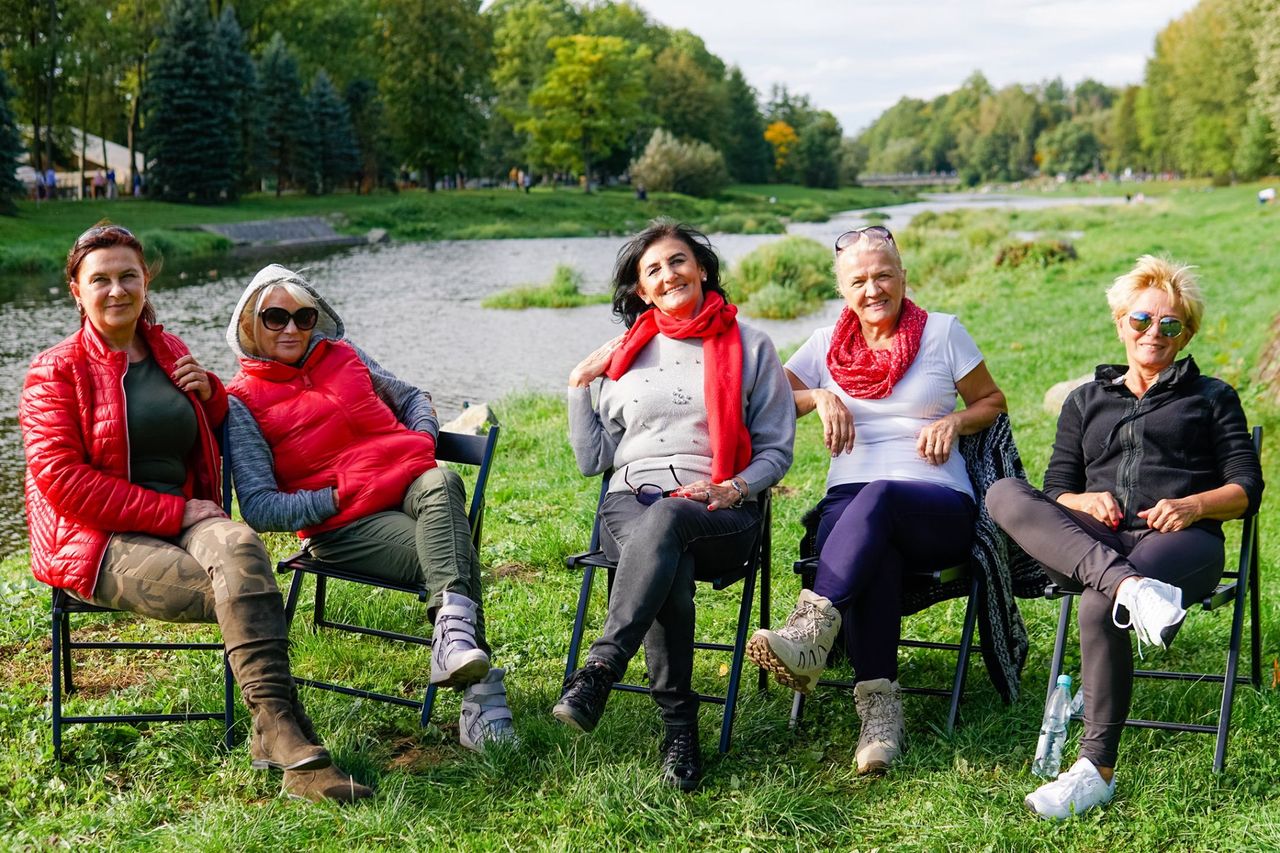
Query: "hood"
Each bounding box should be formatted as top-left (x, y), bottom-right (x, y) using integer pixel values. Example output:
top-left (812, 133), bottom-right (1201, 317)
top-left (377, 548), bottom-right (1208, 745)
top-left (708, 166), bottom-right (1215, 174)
top-left (226, 264), bottom-right (343, 364)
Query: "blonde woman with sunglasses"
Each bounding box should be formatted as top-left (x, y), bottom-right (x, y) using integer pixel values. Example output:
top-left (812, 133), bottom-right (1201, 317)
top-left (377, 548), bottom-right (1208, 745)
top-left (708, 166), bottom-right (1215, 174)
top-left (225, 264), bottom-right (515, 759)
top-left (986, 255), bottom-right (1263, 819)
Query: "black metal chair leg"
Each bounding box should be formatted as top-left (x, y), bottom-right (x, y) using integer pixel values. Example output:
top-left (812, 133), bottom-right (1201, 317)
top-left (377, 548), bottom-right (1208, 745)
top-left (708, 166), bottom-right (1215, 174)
top-left (284, 569), bottom-right (305, 625)
top-left (946, 575), bottom-right (980, 734)
top-left (222, 653), bottom-right (235, 750)
top-left (564, 564), bottom-right (596, 683)
top-left (313, 575), bottom-right (329, 627)
top-left (719, 566), bottom-right (758, 754)
top-left (1047, 594), bottom-right (1073, 705)
top-left (421, 683), bottom-right (438, 728)
top-left (52, 611), bottom-right (64, 763)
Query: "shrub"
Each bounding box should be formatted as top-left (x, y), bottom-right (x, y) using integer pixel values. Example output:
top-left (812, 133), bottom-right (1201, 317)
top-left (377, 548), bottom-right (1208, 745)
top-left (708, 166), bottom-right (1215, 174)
top-left (993, 239), bottom-right (1078, 269)
top-left (727, 236), bottom-right (832, 318)
top-left (482, 264), bottom-right (610, 309)
top-left (629, 129), bottom-right (730, 198)
top-left (789, 205), bottom-right (828, 223)
top-left (704, 212), bottom-right (785, 234)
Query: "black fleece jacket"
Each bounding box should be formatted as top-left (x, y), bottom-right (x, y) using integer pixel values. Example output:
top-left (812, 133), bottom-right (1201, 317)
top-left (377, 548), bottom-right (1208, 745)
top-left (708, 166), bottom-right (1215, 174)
top-left (1043, 356), bottom-right (1264, 537)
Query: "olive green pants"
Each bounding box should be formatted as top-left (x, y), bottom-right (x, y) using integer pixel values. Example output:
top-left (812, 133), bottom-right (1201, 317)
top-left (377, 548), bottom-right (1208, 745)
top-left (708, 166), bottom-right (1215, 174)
top-left (305, 465), bottom-right (487, 649)
top-left (86, 517), bottom-right (278, 621)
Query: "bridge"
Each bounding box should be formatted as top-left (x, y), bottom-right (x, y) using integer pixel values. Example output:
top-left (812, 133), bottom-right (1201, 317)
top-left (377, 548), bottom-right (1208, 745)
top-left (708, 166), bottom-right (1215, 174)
top-left (857, 173), bottom-right (961, 187)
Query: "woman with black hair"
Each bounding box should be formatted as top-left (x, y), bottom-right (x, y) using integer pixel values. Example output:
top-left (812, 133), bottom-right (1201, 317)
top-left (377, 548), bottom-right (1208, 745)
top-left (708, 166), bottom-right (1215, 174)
top-left (553, 219), bottom-right (795, 791)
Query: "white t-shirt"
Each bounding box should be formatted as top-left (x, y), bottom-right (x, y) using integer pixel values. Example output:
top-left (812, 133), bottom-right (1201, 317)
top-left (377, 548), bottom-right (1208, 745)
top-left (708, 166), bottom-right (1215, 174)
top-left (785, 313), bottom-right (984, 498)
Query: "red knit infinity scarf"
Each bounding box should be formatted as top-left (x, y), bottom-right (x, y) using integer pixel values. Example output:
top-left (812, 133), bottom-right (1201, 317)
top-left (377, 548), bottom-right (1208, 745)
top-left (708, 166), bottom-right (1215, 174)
top-left (826, 298), bottom-right (928, 399)
top-left (606, 291), bottom-right (751, 482)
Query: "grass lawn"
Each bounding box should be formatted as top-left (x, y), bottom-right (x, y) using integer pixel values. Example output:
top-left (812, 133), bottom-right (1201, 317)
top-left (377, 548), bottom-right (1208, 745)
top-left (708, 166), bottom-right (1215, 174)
top-left (2, 184), bottom-right (1279, 850)
top-left (0, 183), bottom-right (910, 277)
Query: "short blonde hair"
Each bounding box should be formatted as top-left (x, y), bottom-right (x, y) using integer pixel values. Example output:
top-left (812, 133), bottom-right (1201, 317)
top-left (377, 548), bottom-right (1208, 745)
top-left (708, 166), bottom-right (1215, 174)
top-left (1106, 254), bottom-right (1203, 338)
top-left (238, 281), bottom-right (318, 357)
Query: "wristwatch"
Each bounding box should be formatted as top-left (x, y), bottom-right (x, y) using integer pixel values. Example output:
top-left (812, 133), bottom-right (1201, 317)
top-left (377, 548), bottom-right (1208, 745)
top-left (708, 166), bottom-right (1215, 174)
top-left (728, 478), bottom-right (748, 508)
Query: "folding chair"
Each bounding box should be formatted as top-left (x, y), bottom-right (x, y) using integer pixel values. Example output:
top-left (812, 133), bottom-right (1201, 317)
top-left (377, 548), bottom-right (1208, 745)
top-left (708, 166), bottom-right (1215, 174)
top-left (1043, 425), bottom-right (1263, 773)
top-left (275, 426), bottom-right (499, 727)
top-left (50, 432), bottom-right (238, 763)
top-left (563, 475), bottom-right (772, 754)
top-left (786, 552), bottom-right (978, 734)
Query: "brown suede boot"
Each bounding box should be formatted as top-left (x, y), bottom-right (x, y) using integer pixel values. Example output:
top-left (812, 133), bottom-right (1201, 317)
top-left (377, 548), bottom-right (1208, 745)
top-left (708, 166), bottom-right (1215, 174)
top-left (216, 592), bottom-right (330, 772)
top-left (283, 764), bottom-right (374, 804)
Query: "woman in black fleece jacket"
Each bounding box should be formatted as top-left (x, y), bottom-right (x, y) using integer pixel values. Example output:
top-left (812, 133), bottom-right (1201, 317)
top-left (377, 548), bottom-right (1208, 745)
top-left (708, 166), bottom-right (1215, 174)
top-left (986, 255), bottom-right (1264, 820)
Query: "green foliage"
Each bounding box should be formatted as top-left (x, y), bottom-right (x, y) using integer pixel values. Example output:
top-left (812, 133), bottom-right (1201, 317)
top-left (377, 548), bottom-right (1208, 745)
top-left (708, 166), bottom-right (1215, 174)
top-left (793, 111), bottom-right (843, 189)
top-left (257, 33), bottom-right (308, 195)
top-left (0, 65), bottom-right (22, 215)
top-left (721, 67), bottom-right (773, 183)
top-left (628, 129), bottom-right (730, 198)
top-left (728, 235), bottom-right (832, 318)
top-left (304, 70), bottom-right (360, 195)
top-left (481, 264), bottom-right (609, 308)
top-left (344, 78), bottom-right (395, 192)
top-left (1038, 120), bottom-right (1101, 179)
top-left (214, 5), bottom-right (259, 198)
top-left (993, 238), bottom-right (1079, 269)
top-left (144, 0), bottom-right (238, 203)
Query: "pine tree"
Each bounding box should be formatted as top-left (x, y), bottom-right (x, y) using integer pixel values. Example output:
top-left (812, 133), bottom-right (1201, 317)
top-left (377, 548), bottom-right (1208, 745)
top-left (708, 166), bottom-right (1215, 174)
top-left (144, 0), bottom-right (237, 203)
top-left (257, 33), bottom-right (308, 196)
top-left (345, 78), bottom-right (395, 193)
top-left (215, 4), bottom-right (260, 197)
top-left (0, 65), bottom-right (24, 216)
top-left (721, 67), bottom-right (772, 183)
top-left (305, 70), bottom-right (360, 194)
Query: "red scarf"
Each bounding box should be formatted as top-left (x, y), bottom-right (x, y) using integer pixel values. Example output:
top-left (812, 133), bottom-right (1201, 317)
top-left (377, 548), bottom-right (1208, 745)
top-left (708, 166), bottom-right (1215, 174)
top-left (826, 298), bottom-right (928, 399)
top-left (606, 291), bottom-right (750, 482)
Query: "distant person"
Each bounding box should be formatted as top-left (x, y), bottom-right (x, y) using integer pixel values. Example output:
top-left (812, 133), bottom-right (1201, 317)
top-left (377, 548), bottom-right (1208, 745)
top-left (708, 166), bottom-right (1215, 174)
top-left (987, 255), bottom-right (1263, 820)
top-left (107, 168), bottom-right (118, 199)
top-left (132, 172), bottom-right (143, 197)
top-left (225, 265), bottom-right (516, 754)
top-left (44, 167), bottom-right (57, 200)
top-left (92, 170), bottom-right (106, 199)
top-left (34, 169), bottom-right (46, 201)
top-left (556, 220), bottom-right (794, 791)
top-left (19, 224), bottom-right (365, 804)
top-left (1259, 187), bottom-right (1276, 205)
top-left (635, 184), bottom-right (647, 201)
top-left (522, 171), bottom-right (531, 194)
top-left (745, 224), bottom-right (1007, 775)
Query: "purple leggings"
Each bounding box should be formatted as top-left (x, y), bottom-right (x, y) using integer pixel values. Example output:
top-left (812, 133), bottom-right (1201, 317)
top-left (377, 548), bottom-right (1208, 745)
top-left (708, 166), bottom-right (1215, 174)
top-left (813, 480), bottom-right (976, 682)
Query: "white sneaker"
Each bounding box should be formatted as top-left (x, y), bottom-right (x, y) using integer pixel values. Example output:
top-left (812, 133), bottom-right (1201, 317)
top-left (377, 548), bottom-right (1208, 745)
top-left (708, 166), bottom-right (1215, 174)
top-left (460, 667), bottom-right (516, 753)
top-left (431, 591), bottom-right (490, 687)
top-left (1025, 757), bottom-right (1116, 820)
top-left (1113, 577), bottom-right (1187, 651)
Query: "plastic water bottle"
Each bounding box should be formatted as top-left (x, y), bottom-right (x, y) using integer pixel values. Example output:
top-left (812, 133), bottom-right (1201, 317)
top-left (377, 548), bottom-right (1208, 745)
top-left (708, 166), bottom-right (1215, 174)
top-left (1032, 674), bottom-right (1073, 779)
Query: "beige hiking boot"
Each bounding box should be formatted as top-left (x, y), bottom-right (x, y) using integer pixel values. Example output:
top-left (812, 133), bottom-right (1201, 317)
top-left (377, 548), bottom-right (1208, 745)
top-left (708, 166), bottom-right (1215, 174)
top-left (745, 589), bottom-right (841, 694)
top-left (854, 678), bottom-right (904, 775)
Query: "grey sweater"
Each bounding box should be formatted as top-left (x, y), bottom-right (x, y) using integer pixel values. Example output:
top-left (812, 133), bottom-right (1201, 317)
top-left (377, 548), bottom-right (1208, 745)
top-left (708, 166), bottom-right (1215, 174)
top-left (224, 264), bottom-right (438, 534)
top-left (568, 322), bottom-right (795, 500)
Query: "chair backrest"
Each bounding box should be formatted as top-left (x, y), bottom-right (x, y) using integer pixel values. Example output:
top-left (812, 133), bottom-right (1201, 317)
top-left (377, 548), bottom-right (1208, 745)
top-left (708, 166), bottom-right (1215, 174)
top-left (436, 424), bottom-right (501, 549)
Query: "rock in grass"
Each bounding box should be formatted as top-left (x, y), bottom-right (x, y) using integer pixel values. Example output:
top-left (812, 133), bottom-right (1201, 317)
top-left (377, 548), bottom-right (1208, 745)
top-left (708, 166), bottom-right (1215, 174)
top-left (443, 403), bottom-right (497, 434)
top-left (1043, 373), bottom-right (1091, 413)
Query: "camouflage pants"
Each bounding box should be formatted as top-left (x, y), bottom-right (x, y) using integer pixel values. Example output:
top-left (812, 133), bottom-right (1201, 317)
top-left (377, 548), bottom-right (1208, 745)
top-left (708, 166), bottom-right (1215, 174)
top-left (307, 465), bottom-right (487, 647)
top-left (85, 518), bottom-right (278, 624)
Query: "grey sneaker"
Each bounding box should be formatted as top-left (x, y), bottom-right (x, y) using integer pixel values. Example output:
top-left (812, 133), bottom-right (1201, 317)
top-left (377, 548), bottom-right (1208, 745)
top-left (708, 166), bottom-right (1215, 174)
top-left (430, 591), bottom-right (490, 687)
top-left (854, 678), bottom-right (904, 774)
top-left (460, 667), bottom-right (516, 753)
top-left (1025, 757), bottom-right (1116, 820)
top-left (1113, 577), bottom-right (1187, 651)
top-left (745, 589), bottom-right (841, 694)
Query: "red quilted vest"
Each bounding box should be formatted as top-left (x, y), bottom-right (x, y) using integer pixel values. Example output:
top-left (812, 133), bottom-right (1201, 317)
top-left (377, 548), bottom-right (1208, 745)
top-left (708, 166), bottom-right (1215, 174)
top-left (228, 339), bottom-right (436, 538)
top-left (21, 321), bottom-right (227, 598)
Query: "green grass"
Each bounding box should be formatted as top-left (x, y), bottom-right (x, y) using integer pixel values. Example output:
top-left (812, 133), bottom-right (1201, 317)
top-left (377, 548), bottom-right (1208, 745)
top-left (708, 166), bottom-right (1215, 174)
top-left (728, 236), bottom-right (833, 319)
top-left (3, 185), bottom-right (1280, 849)
top-left (0, 184), bottom-right (909, 276)
top-left (481, 265), bottom-right (610, 310)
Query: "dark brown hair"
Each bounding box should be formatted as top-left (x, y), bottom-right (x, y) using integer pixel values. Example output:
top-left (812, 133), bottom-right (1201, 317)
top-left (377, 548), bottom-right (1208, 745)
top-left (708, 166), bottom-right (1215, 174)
top-left (611, 219), bottom-right (726, 327)
top-left (66, 221), bottom-right (157, 326)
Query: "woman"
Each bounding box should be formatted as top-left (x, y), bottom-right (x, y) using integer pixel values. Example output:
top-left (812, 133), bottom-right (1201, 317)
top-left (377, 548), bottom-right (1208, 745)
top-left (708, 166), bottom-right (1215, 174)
top-left (986, 255), bottom-right (1263, 820)
top-left (746, 225), bottom-right (1007, 775)
top-left (20, 224), bottom-right (367, 804)
top-left (224, 264), bottom-right (514, 754)
top-left (555, 220), bottom-right (795, 791)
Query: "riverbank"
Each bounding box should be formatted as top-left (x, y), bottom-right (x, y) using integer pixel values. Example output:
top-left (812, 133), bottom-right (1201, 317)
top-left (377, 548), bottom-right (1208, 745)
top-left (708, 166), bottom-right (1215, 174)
top-left (0, 183), bottom-right (911, 276)
top-left (2, 184), bottom-right (1278, 849)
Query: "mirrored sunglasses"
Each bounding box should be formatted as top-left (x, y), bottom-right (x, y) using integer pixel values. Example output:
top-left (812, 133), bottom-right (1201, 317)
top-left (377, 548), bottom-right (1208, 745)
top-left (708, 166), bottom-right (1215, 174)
top-left (1127, 311), bottom-right (1183, 338)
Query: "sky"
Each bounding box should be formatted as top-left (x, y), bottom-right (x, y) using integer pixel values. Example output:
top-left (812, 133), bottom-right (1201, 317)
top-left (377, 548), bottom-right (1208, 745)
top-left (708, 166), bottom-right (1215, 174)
top-left (631, 0), bottom-right (1202, 134)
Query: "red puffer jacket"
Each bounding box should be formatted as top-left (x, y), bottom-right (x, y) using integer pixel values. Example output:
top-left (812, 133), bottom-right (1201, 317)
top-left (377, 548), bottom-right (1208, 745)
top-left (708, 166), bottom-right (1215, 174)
top-left (228, 338), bottom-right (436, 538)
top-left (20, 321), bottom-right (228, 598)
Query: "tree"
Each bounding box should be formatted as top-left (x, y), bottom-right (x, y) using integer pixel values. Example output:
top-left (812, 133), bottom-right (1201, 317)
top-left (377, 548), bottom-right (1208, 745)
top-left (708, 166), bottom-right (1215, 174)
top-left (257, 32), bottom-right (307, 195)
top-left (793, 110), bottom-right (842, 188)
top-left (345, 77), bottom-right (394, 192)
top-left (0, 65), bottom-right (23, 214)
top-left (1105, 85), bottom-right (1143, 174)
top-left (763, 120), bottom-right (798, 178)
top-left (215, 4), bottom-right (259, 196)
top-left (305, 69), bottom-right (359, 194)
top-left (380, 0), bottom-right (491, 191)
top-left (1037, 119), bottom-right (1100, 179)
top-left (628, 128), bottom-right (728, 197)
top-left (650, 45), bottom-right (727, 147)
top-left (721, 67), bottom-right (771, 182)
top-left (1252, 0), bottom-right (1280, 165)
top-left (145, 0), bottom-right (237, 202)
top-left (521, 34), bottom-right (649, 191)
top-left (1233, 108), bottom-right (1278, 179)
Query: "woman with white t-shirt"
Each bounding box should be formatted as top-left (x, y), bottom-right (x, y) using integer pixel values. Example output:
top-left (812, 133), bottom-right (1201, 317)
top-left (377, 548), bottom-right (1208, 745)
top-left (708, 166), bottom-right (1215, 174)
top-left (746, 225), bottom-right (1006, 774)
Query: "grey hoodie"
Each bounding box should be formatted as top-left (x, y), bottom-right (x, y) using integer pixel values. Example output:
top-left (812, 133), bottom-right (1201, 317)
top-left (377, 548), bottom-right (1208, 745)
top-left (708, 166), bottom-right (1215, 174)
top-left (225, 264), bottom-right (438, 534)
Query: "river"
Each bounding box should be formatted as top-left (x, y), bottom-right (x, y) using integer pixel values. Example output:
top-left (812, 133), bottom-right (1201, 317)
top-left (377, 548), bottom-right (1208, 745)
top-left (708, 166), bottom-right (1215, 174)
top-left (0, 192), bottom-right (1122, 557)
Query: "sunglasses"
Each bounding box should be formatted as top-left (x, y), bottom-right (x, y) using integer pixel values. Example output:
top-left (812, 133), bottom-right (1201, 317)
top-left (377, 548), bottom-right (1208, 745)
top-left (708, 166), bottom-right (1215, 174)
top-left (624, 465), bottom-right (683, 506)
top-left (835, 225), bottom-right (895, 254)
top-left (1127, 311), bottom-right (1183, 338)
top-left (259, 306), bottom-right (319, 332)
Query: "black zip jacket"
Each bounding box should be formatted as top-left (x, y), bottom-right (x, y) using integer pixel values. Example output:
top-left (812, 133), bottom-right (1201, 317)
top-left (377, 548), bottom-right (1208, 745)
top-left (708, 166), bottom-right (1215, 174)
top-left (1043, 356), bottom-right (1264, 537)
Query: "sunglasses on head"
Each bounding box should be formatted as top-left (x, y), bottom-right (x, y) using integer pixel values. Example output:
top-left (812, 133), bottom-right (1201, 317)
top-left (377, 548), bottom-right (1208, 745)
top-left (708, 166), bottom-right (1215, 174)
top-left (835, 225), bottom-right (895, 254)
top-left (1127, 311), bottom-right (1183, 338)
top-left (624, 464), bottom-right (683, 506)
top-left (259, 306), bottom-right (319, 332)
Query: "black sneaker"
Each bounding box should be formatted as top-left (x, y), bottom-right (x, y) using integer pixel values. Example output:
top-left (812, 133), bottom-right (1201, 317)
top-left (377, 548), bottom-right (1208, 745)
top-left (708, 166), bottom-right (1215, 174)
top-left (660, 724), bottom-right (703, 792)
top-left (552, 661), bottom-right (616, 732)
